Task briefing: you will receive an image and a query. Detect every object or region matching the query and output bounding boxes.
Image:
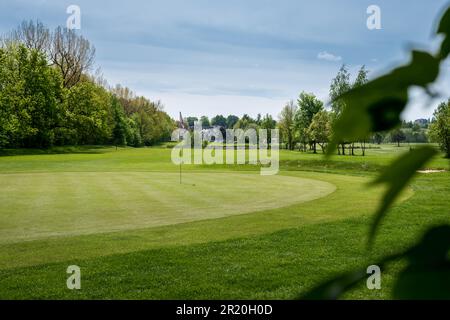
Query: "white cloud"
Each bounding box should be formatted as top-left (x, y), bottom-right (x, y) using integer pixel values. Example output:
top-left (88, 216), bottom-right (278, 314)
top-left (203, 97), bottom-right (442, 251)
top-left (317, 51), bottom-right (342, 62)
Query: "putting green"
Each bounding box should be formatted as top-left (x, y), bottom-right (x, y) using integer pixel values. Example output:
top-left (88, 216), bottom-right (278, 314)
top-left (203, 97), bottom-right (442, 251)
top-left (0, 172), bottom-right (335, 243)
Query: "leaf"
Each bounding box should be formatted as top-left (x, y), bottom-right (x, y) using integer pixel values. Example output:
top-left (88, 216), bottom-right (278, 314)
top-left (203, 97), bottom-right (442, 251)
top-left (327, 51), bottom-right (440, 155)
top-left (393, 225), bottom-right (450, 299)
top-left (368, 146), bottom-right (438, 244)
top-left (437, 6), bottom-right (450, 59)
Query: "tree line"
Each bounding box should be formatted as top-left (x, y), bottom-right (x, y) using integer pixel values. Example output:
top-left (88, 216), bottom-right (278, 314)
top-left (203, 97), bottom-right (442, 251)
top-left (277, 65), bottom-right (450, 157)
top-left (182, 113), bottom-right (276, 131)
top-left (0, 20), bottom-right (174, 149)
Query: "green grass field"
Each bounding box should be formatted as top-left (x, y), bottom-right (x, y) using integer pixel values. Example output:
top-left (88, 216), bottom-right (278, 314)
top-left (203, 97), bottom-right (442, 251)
top-left (0, 144), bottom-right (448, 299)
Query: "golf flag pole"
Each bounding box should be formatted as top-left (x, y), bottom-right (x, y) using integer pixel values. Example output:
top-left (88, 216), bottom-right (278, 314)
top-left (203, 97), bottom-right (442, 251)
top-left (180, 160), bottom-right (182, 184)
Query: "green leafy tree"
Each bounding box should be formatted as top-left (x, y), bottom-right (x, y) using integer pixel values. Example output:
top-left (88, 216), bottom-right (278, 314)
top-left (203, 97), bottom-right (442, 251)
top-left (226, 115), bottom-right (239, 129)
top-left (64, 80), bottom-right (111, 145)
top-left (211, 115), bottom-right (227, 127)
top-left (428, 100), bottom-right (450, 158)
top-left (278, 100), bottom-right (297, 150)
top-left (390, 128), bottom-right (406, 147)
top-left (111, 96), bottom-right (128, 148)
top-left (233, 114), bottom-right (256, 130)
top-left (260, 113), bottom-right (276, 130)
top-left (306, 110), bottom-right (331, 153)
top-left (329, 65), bottom-right (351, 155)
top-left (0, 45), bottom-right (63, 147)
top-left (372, 132), bottom-right (385, 144)
top-left (294, 92), bottom-right (324, 153)
top-left (260, 114), bottom-right (276, 143)
top-left (351, 66), bottom-right (369, 155)
top-left (185, 117), bottom-right (198, 129)
top-left (200, 116), bottom-right (210, 128)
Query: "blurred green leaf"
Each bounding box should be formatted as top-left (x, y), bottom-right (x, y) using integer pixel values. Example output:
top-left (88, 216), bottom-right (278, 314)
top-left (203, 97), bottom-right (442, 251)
top-left (369, 146), bottom-right (438, 244)
top-left (393, 225), bottom-right (450, 299)
top-left (437, 6), bottom-right (450, 59)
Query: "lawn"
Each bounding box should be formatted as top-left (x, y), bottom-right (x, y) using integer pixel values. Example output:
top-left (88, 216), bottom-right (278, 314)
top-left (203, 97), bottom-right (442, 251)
top-left (0, 144), bottom-right (448, 299)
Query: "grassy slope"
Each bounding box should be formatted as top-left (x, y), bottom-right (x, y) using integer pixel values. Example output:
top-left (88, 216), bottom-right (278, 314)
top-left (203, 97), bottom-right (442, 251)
top-left (0, 145), bottom-right (448, 299)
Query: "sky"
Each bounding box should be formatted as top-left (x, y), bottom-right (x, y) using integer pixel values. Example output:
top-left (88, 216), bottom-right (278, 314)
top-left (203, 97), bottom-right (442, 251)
top-left (1, 0), bottom-right (449, 121)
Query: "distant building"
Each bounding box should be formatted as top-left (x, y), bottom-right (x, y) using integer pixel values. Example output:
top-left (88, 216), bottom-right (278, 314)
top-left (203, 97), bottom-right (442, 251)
top-left (201, 126), bottom-right (224, 142)
top-left (414, 118), bottom-right (429, 127)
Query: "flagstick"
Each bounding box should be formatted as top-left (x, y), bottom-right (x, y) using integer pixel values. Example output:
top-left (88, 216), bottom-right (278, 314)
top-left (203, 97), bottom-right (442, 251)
top-left (180, 160), bottom-right (182, 184)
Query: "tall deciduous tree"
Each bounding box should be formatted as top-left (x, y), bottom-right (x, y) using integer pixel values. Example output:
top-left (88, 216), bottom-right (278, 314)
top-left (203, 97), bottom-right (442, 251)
top-left (307, 110), bottom-right (331, 153)
top-left (50, 27), bottom-right (95, 88)
top-left (429, 100), bottom-right (450, 158)
top-left (226, 115), bottom-right (239, 129)
top-left (0, 45), bottom-right (63, 147)
top-left (278, 100), bottom-right (297, 150)
top-left (211, 115), bottom-right (227, 128)
top-left (111, 96), bottom-right (128, 148)
top-left (329, 65), bottom-right (351, 155)
top-left (5, 20), bottom-right (50, 52)
top-left (352, 66), bottom-right (369, 155)
top-left (294, 92), bottom-right (324, 152)
top-left (200, 116), bottom-right (210, 128)
top-left (390, 128), bottom-right (406, 147)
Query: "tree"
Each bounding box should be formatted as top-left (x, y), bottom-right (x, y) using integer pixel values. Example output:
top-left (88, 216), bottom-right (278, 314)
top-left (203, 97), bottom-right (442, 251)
top-left (372, 132), bottom-right (385, 144)
top-left (428, 100), bottom-right (450, 158)
top-left (351, 66), bottom-right (369, 155)
top-left (0, 23), bottom-right (174, 149)
top-left (260, 114), bottom-right (276, 130)
top-left (0, 45), bottom-right (63, 148)
top-left (64, 80), bottom-right (111, 145)
top-left (307, 110), bottom-right (331, 153)
top-left (211, 115), bottom-right (227, 128)
top-left (353, 65), bottom-right (369, 88)
top-left (278, 100), bottom-right (297, 150)
top-left (294, 92), bottom-right (324, 153)
top-left (5, 20), bottom-right (50, 52)
top-left (111, 96), bottom-right (128, 148)
top-left (185, 117), bottom-right (198, 129)
top-left (226, 115), bottom-right (239, 129)
top-left (329, 65), bottom-right (351, 155)
top-left (50, 26), bottom-right (95, 88)
top-left (256, 113), bottom-right (262, 125)
top-left (233, 114), bottom-right (256, 130)
top-left (200, 116), bottom-right (210, 128)
top-left (127, 98), bottom-right (174, 146)
top-left (390, 128), bottom-right (406, 147)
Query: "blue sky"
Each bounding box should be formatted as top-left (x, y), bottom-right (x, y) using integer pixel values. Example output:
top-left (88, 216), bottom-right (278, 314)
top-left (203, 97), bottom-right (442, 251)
top-left (1, 0), bottom-right (449, 120)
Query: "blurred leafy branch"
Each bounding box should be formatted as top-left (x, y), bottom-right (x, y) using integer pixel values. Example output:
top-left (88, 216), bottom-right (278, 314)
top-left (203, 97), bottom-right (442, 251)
top-left (304, 6), bottom-right (450, 299)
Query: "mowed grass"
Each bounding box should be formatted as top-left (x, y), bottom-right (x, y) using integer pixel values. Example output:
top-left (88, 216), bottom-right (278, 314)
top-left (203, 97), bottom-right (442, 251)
top-left (0, 145), bottom-right (448, 299)
top-left (0, 172), bottom-right (335, 243)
